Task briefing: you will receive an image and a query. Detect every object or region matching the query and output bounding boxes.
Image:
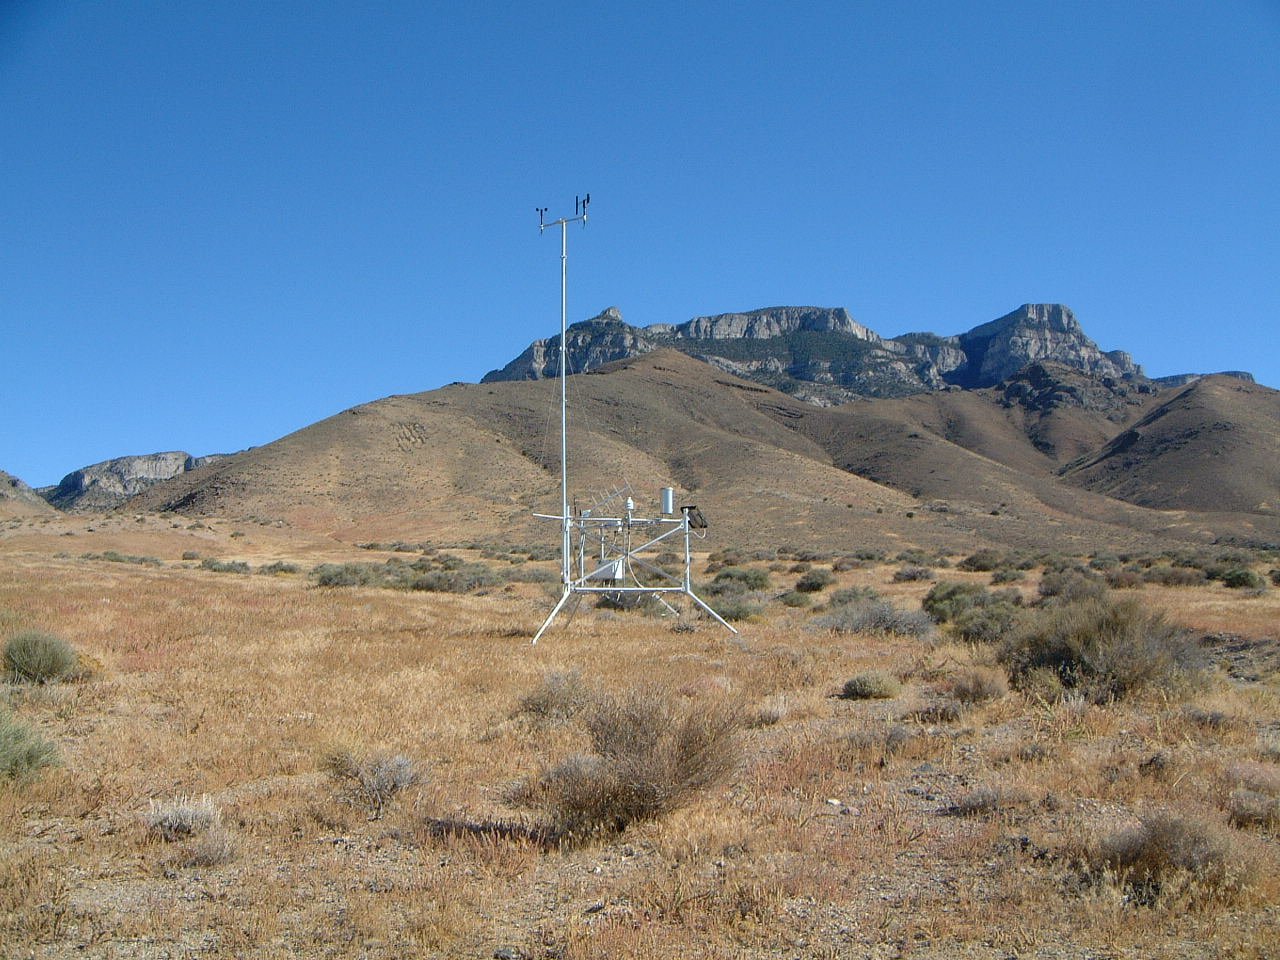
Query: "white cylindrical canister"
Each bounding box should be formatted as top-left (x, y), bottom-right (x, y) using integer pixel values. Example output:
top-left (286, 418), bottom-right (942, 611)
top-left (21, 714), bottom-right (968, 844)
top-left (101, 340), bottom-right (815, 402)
top-left (661, 487), bottom-right (675, 515)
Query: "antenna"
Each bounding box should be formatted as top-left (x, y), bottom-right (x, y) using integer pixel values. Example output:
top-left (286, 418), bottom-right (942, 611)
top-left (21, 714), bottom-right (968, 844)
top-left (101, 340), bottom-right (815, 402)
top-left (529, 195), bottom-right (738, 644)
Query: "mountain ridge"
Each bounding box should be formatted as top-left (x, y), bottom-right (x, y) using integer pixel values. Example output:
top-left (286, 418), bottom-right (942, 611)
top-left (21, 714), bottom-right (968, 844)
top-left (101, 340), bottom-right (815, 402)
top-left (482, 302), bottom-right (1162, 401)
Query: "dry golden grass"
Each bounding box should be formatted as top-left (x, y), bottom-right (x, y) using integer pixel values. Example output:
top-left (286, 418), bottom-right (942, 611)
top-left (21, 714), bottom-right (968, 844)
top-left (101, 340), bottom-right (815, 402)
top-left (1, 523), bottom-right (1278, 958)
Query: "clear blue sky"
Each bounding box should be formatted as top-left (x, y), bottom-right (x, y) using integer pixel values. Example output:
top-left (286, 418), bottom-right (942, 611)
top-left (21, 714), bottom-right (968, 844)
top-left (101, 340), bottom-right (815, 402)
top-left (3, 1), bottom-right (1277, 487)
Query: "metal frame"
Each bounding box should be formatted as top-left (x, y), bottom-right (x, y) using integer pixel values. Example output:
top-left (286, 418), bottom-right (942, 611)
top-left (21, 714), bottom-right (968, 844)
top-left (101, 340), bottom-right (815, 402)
top-left (530, 197), bottom-right (738, 643)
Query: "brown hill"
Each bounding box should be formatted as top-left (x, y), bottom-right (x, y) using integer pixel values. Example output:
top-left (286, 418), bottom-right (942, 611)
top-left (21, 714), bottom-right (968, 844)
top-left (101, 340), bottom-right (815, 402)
top-left (1062, 376), bottom-right (1280, 515)
top-left (127, 351), bottom-right (1280, 553)
top-left (0, 469), bottom-right (55, 518)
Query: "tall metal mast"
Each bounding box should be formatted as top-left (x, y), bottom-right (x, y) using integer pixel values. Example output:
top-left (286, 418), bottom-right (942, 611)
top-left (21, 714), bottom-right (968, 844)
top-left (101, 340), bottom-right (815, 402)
top-left (531, 196), bottom-right (737, 644)
top-left (537, 196), bottom-right (589, 588)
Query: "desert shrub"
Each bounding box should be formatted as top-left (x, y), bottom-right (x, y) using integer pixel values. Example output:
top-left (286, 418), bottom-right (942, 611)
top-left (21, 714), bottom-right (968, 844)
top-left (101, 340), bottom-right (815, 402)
top-left (4, 630), bottom-right (79, 684)
top-left (1105, 569), bottom-right (1144, 589)
top-left (778, 590), bottom-right (811, 608)
top-left (1269, 568), bottom-right (1280, 587)
top-left (892, 565), bottom-right (934, 583)
top-left (708, 566), bottom-right (770, 594)
top-left (410, 563), bottom-right (500, 593)
top-left (952, 601), bottom-right (1022, 644)
top-left (312, 562), bottom-right (383, 587)
top-left (201, 558), bottom-right (250, 574)
top-left (1227, 790), bottom-right (1280, 830)
top-left (902, 698), bottom-right (967, 724)
top-left (840, 670), bottom-right (901, 700)
top-left (951, 666), bottom-right (1009, 704)
top-left (816, 600), bottom-right (935, 639)
top-left (0, 709), bottom-right (58, 779)
top-left (958, 549), bottom-right (1004, 572)
top-left (708, 597), bottom-right (762, 622)
top-left (517, 670), bottom-right (592, 722)
top-left (1221, 568), bottom-right (1266, 590)
top-left (1094, 812), bottom-right (1247, 905)
top-left (1141, 565), bottom-right (1207, 587)
top-left (999, 597), bottom-right (1205, 702)
top-left (990, 568), bottom-right (1025, 584)
top-left (146, 795), bottom-right (219, 841)
top-left (922, 581), bottom-right (1018, 623)
top-left (894, 548), bottom-right (930, 565)
top-left (827, 585), bottom-right (881, 607)
top-left (324, 749), bottom-right (422, 819)
top-left (795, 568), bottom-right (836, 593)
top-left (1089, 554), bottom-right (1121, 571)
top-left (843, 723), bottom-right (916, 761)
top-left (181, 550), bottom-right (200, 561)
top-left (948, 784), bottom-right (1030, 818)
top-left (257, 560), bottom-right (299, 576)
top-left (1037, 569), bottom-right (1107, 604)
top-left (519, 690), bottom-right (742, 841)
top-left (789, 561), bottom-right (811, 573)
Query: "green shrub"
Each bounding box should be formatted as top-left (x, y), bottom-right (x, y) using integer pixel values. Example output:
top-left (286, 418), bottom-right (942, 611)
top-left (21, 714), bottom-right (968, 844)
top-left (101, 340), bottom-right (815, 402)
top-left (990, 568), bottom-right (1025, 584)
top-left (922, 581), bottom-right (992, 622)
top-left (952, 602), bottom-right (1023, 643)
top-left (708, 566), bottom-right (770, 594)
top-left (999, 597), bottom-right (1205, 702)
top-left (778, 590), bottom-right (811, 608)
top-left (958, 549), bottom-right (1003, 572)
top-left (1037, 569), bottom-right (1107, 604)
top-left (0, 709), bottom-right (58, 779)
top-left (827, 586), bottom-right (881, 607)
top-left (1105, 569), bottom-right (1144, 589)
top-left (312, 562), bottom-right (384, 587)
top-left (4, 630), bottom-right (79, 684)
top-left (1221, 568), bottom-right (1266, 590)
top-left (795, 567), bottom-right (836, 593)
top-left (892, 565), bottom-right (934, 583)
top-left (258, 561), bottom-right (300, 576)
top-left (410, 563), bottom-right (500, 593)
top-left (200, 558), bottom-right (250, 574)
top-left (840, 671), bottom-right (901, 700)
top-left (709, 597), bottom-right (762, 622)
top-left (1141, 565), bottom-right (1207, 587)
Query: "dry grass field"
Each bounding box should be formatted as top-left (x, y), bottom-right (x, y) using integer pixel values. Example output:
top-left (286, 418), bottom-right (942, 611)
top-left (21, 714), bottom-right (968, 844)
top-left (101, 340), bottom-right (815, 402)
top-left (2, 515), bottom-right (1279, 959)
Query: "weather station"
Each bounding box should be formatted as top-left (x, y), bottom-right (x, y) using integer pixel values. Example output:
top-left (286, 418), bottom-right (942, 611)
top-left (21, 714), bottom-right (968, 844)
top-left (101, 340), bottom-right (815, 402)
top-left (531, 196), bottom-right (737, 644)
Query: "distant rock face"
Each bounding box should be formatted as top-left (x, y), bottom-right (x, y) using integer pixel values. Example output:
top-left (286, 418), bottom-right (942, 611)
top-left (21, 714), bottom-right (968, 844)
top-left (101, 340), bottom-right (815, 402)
top-left (42, 452), bottom-right (229, 512)
top-left (1153, 371), bottom-right (1255, 389)
top-left (950, 304), bottom-right (1142, 387)
top-left (1, 470), bottom-right (54, 515)
top-left (484, 302), bottom-right (1165, 402)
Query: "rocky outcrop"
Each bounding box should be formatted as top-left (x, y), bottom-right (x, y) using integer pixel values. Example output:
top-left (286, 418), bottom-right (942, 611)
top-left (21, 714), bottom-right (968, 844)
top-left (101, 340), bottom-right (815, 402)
top-left (1153, 371), bottom-right (1255, 389)
top-left (482, 307), bottom-right (657, 381)
top-left (42, 452), bottom-right (229, 513)
top-left (658, 306), bottom-right (880, 342)
top-left (949, 304), bottom-right (1142, 388)
top-left (484, 302), bottom-right (1244, 404)
top-left (1, 470), bottom-right (55, 516)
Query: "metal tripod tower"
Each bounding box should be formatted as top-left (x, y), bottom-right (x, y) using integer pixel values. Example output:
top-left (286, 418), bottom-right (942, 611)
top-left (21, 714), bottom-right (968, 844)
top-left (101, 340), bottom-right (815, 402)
top-left (530, 196), bottom-right (738, 644)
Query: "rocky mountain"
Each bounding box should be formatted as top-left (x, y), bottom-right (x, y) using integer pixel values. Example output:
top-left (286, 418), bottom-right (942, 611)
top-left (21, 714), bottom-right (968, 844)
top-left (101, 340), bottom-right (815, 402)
top-left (42, 451), bottom-right (230, 513)
top-left (1, 469), bottom-right (55, 517)
top-left (483, 302), bottom-right (1152, 402)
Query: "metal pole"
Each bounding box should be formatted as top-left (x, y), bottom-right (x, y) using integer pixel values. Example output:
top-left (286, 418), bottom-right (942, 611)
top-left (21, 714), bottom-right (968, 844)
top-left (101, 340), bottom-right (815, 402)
top-left (559, 220), bottom-right (570, 587)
